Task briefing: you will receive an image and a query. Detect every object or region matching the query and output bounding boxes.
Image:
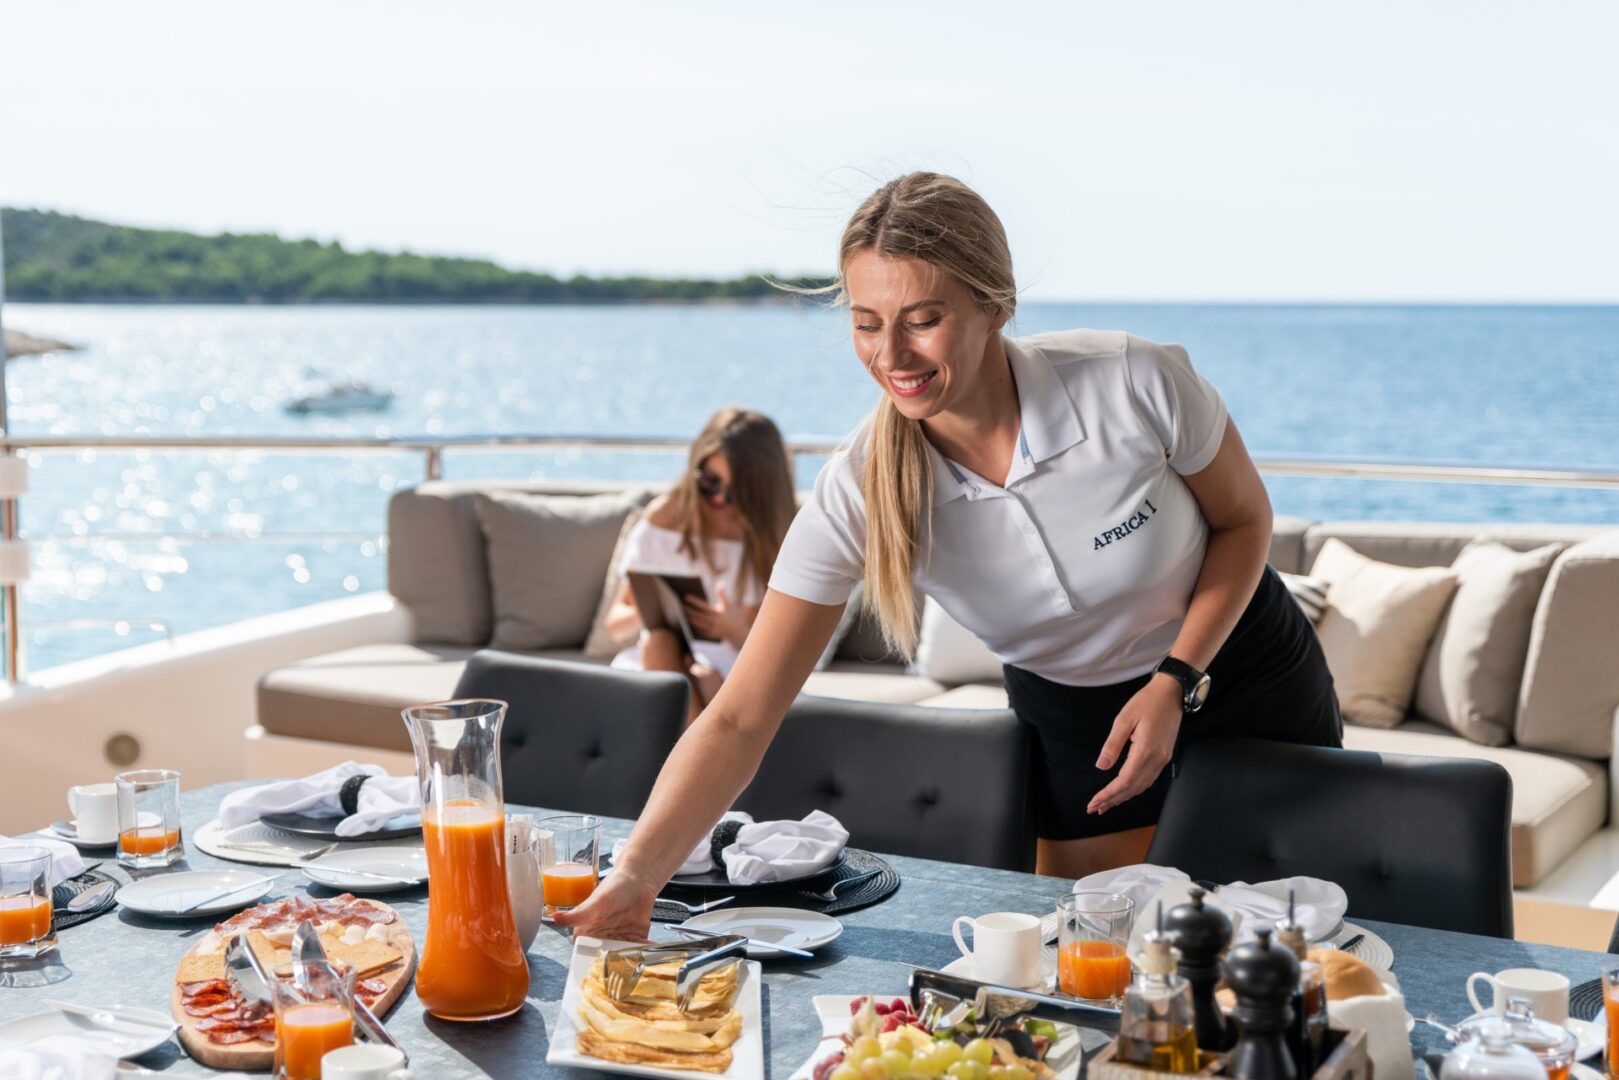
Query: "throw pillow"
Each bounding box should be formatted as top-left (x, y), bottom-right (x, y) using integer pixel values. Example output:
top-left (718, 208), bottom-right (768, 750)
top-left (815, 582), bottom-right (865, 671)
top-left (1413, 540), bottom-right (1564, 746)
top-left (1278, 571), bottom-right (1330, 625)
top-left (1309, 538), bottom-right (1459, 729)
top-left (475, 489), bottom-right (648, 651)
top-left (912, 597), bottom-right (1002, 685)
top-left (581, 507), bottom-right (646, 661)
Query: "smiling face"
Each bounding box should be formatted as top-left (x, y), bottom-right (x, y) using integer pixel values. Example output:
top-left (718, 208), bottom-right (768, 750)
top-left (845, 250), bottom-right (1008, 423)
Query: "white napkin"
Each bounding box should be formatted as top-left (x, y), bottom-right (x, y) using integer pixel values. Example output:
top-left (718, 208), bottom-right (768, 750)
top-left (215, 762), bottom-right (419, 838)
top-left (1, 834), bottom-right (84, 889)
top-left (1328, 972), bottom-right (1413, 1080)
top-left (0, 1038), bottom-right (118, 1080)
top-left (722, 811), bottom-right (849, 885)
top-left (611, 812), bottom-right (753, 877)
top-left (1073, 864), bottom-right (1348, 943)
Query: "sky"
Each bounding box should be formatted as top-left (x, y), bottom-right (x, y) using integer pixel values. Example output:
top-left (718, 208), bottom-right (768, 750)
top-left (2, 1), bottom-right (1615, 301)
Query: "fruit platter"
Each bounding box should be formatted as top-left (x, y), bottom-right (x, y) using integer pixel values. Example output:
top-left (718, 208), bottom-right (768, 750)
top-left (793, 994), bottom-right (1085, 1080)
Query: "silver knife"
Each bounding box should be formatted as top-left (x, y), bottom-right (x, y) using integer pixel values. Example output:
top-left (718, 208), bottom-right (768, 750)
top-left (291, 922), bottom-right (407, 1062)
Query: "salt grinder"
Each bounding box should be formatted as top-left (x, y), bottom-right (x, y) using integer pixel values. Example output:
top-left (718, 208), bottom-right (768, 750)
top-left (1164, 885), bottom-right (1234, 1051)
top-left (1224, 926), bottom-right (1301, 1080)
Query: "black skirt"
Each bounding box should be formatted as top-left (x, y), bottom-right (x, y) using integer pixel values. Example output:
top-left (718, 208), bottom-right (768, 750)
top-left (1003, 565), bottom-right (1343, 840)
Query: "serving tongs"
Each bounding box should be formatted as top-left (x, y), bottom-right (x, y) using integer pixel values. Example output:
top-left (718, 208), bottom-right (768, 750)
top-left (602, 934), bottom-right (748, 1011)
top-left (908, 969), bottom-right (1121, 1037)
top-left (223, 932), bottom-right (278, 1014)
top-left (291, 921), bottom-right (407, 1063)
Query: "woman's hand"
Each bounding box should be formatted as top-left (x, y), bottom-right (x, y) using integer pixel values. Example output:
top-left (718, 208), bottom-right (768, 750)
top-left (684, 584), bottom-right (752, 646)
top-left (1087, 675), bottom-right (1184, 815)
top-left (552, 862), bottom-right (658, 942)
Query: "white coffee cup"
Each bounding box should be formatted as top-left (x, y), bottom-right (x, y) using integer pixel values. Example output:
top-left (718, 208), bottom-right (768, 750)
top-left (321, 1043), bottom-right (413, 1079)
top-left (1466, 968), bottom-right (1569, 1026)
top-left (67, 782), bottom-right (119, 844)
top-left (952, 912), bottom-right (1043, 989)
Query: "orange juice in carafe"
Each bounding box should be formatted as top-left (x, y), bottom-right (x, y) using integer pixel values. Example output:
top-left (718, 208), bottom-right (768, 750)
top-left (404, 699), bottom-right (529, 1021)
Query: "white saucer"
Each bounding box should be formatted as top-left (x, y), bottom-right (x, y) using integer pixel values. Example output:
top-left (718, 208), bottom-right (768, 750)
top-left (41, 820), bottom-right (118, 850)
top-left (0, 1004), bottom-right (176, 1059)
top-left (1461, 1012), bottom-right (1604, 1061)
top-left (678, 906), bottom-right (842, 957)
top-left (1573, 1063), bottom-right (1602, 1080)
top-left (941, 946), bottom-right (1059, 992)
top-left (116, 870), bottom-right (275, 918)
top-left (300, 847), bottom-right (429, 892)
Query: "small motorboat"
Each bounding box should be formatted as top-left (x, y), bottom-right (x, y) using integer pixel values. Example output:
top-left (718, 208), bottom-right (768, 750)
top-left (284, 380), bottom-right (395, 416)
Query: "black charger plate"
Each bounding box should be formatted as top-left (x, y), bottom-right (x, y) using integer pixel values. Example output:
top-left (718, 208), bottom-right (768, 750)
top-left (620, 850), bottom-right (848, 894)
top-left (258, 811), bottom-right (422, 841)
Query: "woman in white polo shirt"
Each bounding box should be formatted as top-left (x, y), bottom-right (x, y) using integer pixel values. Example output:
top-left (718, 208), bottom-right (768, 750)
top-left (559, 172), bottom-right (1341, 940)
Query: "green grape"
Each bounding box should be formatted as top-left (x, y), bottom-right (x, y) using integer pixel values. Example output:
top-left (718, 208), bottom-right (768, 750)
top-left (934, 1042), bottom-right (966, 1069)
top-left (860, 1059), bottom-right (889, 1080)
top-left (911, 1049), bottom-right (947, 1077)
top-left (963, 1040), bottom-right (995, 1067)
top-left (831, 1066), bottom-right (862, 1080)
top-left (850, 1037), bottom-right (882, 1064)
top-left (988, 1066), bottom-right (1008, 1080)
top-left (881, 1050), bottom-right (914, 1075)
top-left (946, 1063), bottom-right (978, 1080)
top-left (1003, 1066), bottom-right (1033, 1080)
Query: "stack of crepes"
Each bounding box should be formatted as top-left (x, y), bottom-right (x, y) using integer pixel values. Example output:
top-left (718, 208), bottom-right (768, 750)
top-left (576, 954), bottom-right (743, 1074)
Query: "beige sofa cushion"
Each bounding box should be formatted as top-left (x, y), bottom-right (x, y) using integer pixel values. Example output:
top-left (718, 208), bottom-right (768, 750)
top-left (1413, 541), bottom-right (1564, 746)
top-left (918, 684), bottom-right (1012, 710)
top-left (582, 508), bottom-right (645, 660)
top-left (1517, 531), bottom-right (1619, 759)
top-left (1269, 516), bottom-right (1311, 574)
top-left (1301, 522), bottom-right (1600, 575)
top-left (476, 489), bottom-right (648, 651)
top-left (913, 599), bottom-right (1002, 685)
top-left (802, 661), bottom-right (945, 705)
top-left (1310, 539), bottom-right (1459, 729)
top-left (1342, 722), bottom-right (1606, 887)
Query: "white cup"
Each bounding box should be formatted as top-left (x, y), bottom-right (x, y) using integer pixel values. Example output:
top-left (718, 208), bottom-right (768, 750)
top-left (321, 1043), bottom-right (413, 1079)
top-left (952, 912), bottom-right (1043, 989)
top-left (1466, 968), bottom-right (1569, 1026)
top-left (67, 783), bottom-right (119, 844)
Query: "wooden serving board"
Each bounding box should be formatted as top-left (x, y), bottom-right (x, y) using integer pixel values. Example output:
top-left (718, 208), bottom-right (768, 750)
top-left (169, 895), bottom-right (416, 1071)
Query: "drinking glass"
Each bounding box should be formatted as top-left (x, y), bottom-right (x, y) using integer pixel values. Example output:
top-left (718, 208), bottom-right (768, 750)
top-left (0, 846), bottom-right (56, 960)
top-left (537, 814), bottom-right (601, 917)
top-left (273, 958), bottom-right (355, 1080)
top-left (1604, 969), bottom-right (1619, 1080)
top-left (1057, 892), bottom-right (1134, 1005)
top-left (116, 768), bottom-right (183, 868)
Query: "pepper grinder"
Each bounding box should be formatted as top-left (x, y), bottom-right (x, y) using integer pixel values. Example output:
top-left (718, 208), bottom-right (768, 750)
top-left (1164, 885), bottom-right (1235, 1051)
top-left (1224, 926), bottom-right (1301, 1080)
top-left (1275, 892), bottom-right (1328, 1074)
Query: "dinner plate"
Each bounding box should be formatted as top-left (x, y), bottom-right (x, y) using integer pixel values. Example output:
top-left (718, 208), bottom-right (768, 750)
top-left (788, 995), bottom-right (1084, 1080)
top-left (259, 810), bottom-right (421, 841)
top-left (679, 907), bottom-right (843, 957)
top-left (659, 850), bottom-right (849, 893)
top-left (1461, 1012), bottom-right (1604, 1061)
top-left (0, 1004), bottom-right (177, 1059)
top-left (40, 819), bottom-right (118, 850)
top-left (547, 935), bottom-right (764, 1080)
top-left (300, 847), bottom-right (429, 892)
top-left (115, 870), bottom-right (276, 918)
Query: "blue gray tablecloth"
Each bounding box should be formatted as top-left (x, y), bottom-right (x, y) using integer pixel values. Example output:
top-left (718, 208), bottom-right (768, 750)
top-left (1, 781), bottom-right (1613, 1077)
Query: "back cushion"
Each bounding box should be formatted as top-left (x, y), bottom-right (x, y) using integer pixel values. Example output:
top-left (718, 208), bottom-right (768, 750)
top-left (1516, 530), bottom-right (1619, 759)
top-left (1301, 522), bottom-right (1599, 573)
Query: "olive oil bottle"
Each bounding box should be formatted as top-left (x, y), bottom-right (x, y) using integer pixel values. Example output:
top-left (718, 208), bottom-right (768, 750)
top-left (1115, 907), bottom-right (1198, 1073)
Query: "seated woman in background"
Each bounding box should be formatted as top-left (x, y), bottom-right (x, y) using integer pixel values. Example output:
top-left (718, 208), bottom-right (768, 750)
top-left (604, 407), bottom-right (797, 721)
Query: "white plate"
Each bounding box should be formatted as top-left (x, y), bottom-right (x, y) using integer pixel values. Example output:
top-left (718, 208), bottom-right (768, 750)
top-left (547, 936), bottom-right (764, 1080)
top-left (1573, 1063), bottom-right (1602, 1080)
top-left (115, 870), bottom-right (275, 918)
top-left (679, 907), bottom-right (843, 957)
top-left (788, 995), bottom-right (1084, 1080)
top-left (1461, 1012), bottom-right (1604, 1061)
top-left (0, 1005), bottom-right (176, 1059)
top-left (300, 847), bottom-right (429, 892)
top-left (39, 820), bottom-right (118, 849)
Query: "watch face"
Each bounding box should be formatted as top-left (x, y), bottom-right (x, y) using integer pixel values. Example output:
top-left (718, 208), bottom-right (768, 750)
top-left (1188, 674), bottom-right (1212, 712)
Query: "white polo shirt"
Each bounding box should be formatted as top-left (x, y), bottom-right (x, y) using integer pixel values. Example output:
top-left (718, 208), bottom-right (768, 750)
top-left (769, 329), bottom-right (1229, 687)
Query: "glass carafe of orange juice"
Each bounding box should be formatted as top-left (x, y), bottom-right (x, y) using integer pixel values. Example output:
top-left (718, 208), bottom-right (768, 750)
top-left (404, 699), bottom-right (530, 1021)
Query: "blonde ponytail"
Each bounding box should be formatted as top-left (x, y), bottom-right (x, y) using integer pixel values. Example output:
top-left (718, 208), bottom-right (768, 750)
top-left (862, 396), bottom-right (933, 656)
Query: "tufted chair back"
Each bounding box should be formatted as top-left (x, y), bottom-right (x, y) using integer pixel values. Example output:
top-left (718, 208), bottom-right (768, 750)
top-left (1146, 738), bottom-right (1514, 937)
top-left (451, 650), bottom-right (689, 819)
top-left (735, 695), bottom-right (1035, 872)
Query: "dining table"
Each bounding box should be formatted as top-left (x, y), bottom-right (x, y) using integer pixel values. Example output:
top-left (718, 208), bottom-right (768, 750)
top-left (1, 780), bottom-right (1614, 1078)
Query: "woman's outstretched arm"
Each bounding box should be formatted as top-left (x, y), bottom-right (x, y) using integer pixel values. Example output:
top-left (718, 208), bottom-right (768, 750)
top-left (554, 588), bottom-right (847, 939)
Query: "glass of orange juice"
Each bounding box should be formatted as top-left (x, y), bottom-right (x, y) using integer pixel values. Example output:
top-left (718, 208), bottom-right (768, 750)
top-left (1603, 968), bottom-right (1619, 1080)
top-left (272, 958), bottom-right (355, 1080)
top-left (1057, 892), bottom-right (1134, 1005)
top-left (537, 814), bottom-right (601, 918)
top-left (0, 846), bottom-right (56, 960)
top-left (115, 768), bottom-right (183, 869)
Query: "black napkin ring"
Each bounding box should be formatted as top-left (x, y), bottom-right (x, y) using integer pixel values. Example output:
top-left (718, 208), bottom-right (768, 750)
top-left (339, 774), bottom-right (371, 817)
top-left (709, 819), bottom-right (746, 869)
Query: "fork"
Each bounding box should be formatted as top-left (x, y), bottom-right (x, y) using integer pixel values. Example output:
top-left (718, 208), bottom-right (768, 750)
top-left (656, 894), bottom-right (736, 915)
top-left (801, 869), bottom-right (880, 904)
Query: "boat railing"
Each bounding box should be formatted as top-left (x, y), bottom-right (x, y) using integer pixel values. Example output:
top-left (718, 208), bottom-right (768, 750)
top-left (2, 433), bottom-right (1618, 684)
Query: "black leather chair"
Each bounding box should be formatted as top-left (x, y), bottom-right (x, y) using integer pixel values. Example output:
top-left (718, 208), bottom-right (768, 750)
top-left (735, 695), bottom-right (1035, 872)
top-left (451, 650), bottom-right (689, 819)
top-left (1145, 738), bottom-right (1514, 938)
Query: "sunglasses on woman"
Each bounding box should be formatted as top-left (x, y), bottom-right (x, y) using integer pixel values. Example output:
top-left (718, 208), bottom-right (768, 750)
top-left (694, 468), bottom-right (731, 505)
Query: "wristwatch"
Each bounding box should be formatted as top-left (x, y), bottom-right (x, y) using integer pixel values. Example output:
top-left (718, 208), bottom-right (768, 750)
top-left (1154, 656), bottom-right (1212, 713)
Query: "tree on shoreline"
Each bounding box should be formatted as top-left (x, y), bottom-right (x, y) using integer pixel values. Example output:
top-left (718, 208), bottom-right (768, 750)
top-left (1, 208), bottom-right (830, 304)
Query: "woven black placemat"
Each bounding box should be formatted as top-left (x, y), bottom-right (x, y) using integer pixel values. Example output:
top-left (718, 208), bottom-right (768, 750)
top-left (52, 868), bottom-right (119, 932)
top-left (1571, 977), bottom-right (1603, 1022)
top-left (651, 848), bottom-right (899, 923)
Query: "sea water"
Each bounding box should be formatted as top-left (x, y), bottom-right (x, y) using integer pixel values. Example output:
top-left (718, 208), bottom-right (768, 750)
top-left (6, 301), bottom-right (1617, 671)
